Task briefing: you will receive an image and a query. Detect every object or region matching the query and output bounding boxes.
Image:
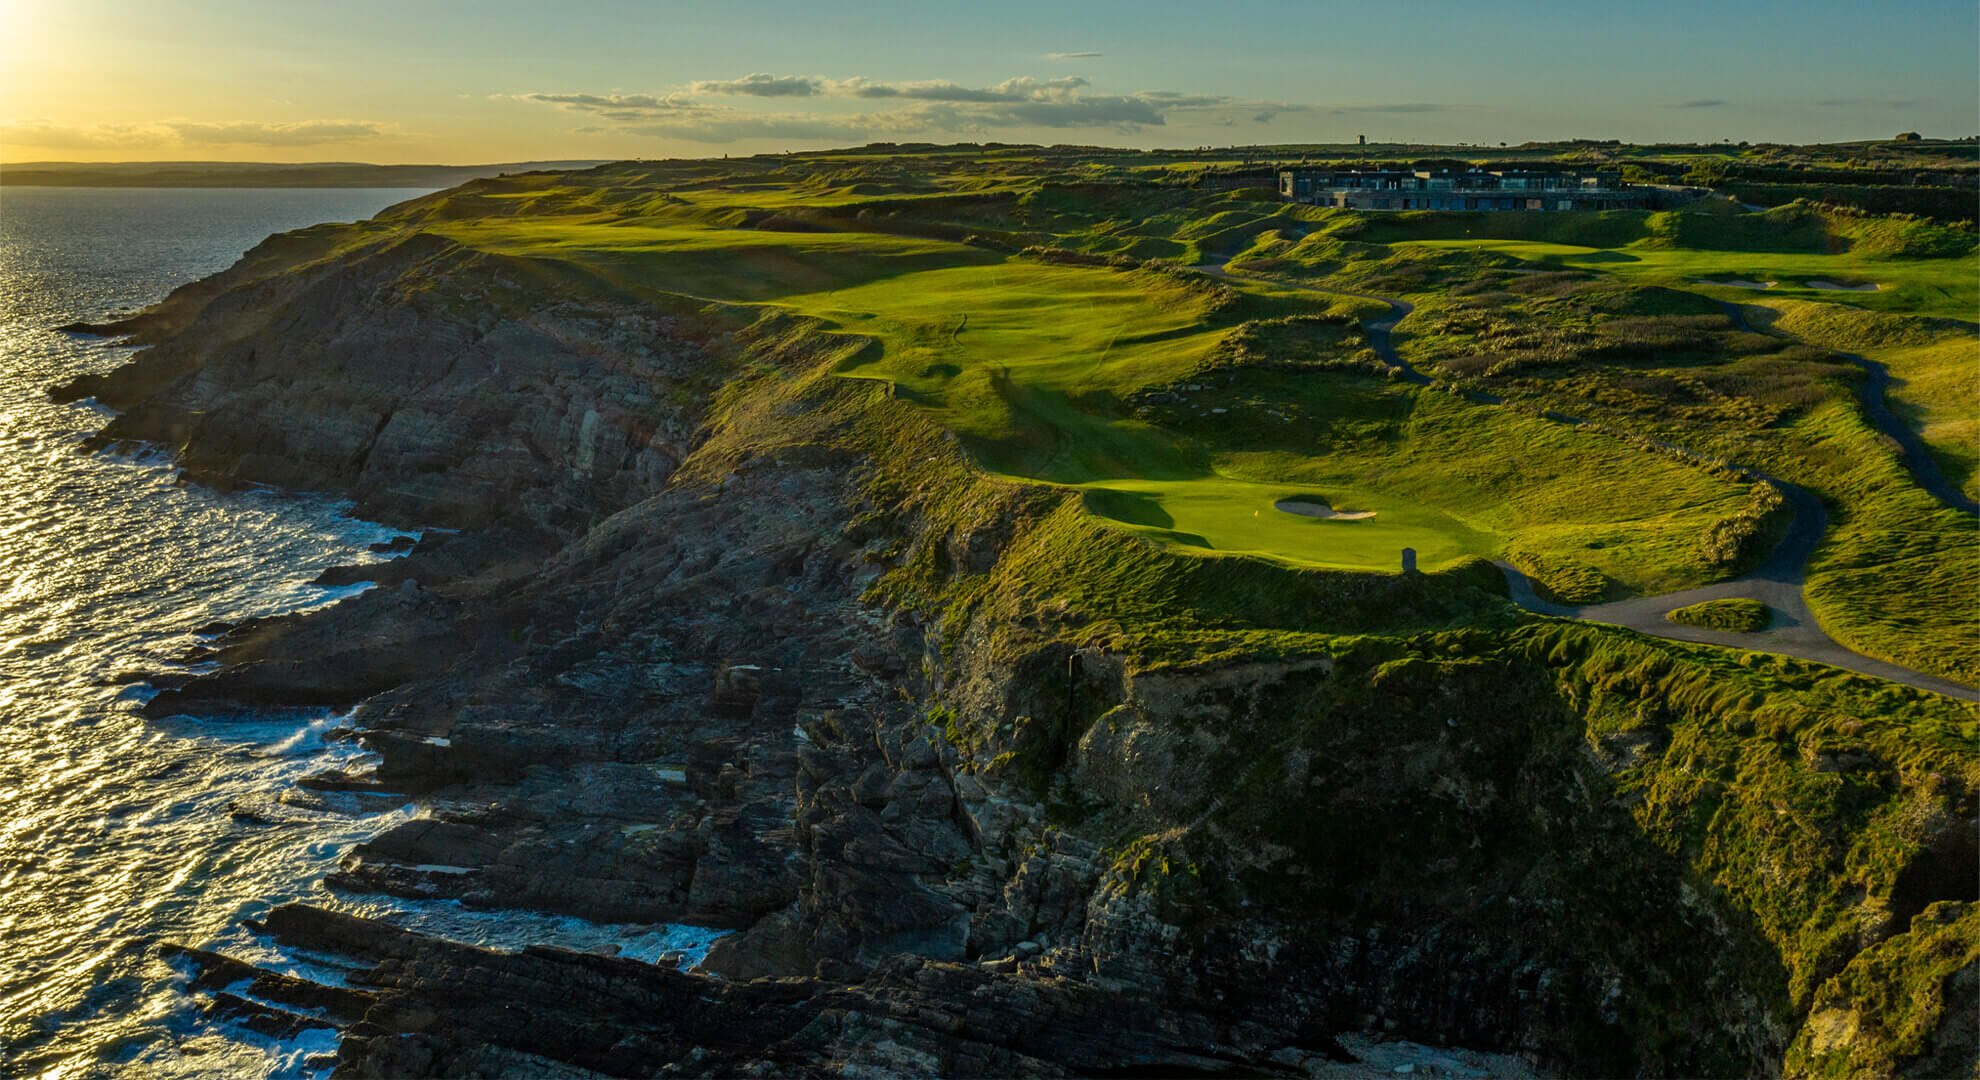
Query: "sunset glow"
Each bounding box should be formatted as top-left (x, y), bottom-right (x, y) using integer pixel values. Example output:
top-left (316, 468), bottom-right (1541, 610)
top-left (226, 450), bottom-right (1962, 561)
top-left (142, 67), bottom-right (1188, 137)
top-left (2, 0), bottom-right (1974, 164)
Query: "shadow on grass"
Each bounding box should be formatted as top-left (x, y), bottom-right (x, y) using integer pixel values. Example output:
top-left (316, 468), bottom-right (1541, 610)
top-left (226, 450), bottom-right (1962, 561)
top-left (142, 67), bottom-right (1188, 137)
top-left (1082, 488), bottom-right (1173, 528)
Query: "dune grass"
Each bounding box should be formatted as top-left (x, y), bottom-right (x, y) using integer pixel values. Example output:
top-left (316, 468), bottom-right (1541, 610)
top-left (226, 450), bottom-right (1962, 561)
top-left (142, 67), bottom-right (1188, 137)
top-left (1386, 235), bottom-right (1976, 322)
top-left (1774, 404), bottom-right (1980, 686)
top-left (402, 194), bottom-right (1760, 590)
top-left (378, 170), bottom-right (1973, 667)
top-left (1755, 299), bottom-right (1979, 502)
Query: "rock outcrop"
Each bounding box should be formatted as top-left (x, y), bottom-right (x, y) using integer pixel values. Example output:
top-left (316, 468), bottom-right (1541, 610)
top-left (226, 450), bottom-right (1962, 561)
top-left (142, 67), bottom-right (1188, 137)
top-left (82, 196), bottom-right (1977, 1079)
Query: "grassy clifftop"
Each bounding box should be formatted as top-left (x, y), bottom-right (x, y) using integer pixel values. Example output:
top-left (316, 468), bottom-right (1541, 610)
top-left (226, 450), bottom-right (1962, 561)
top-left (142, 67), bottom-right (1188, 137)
top-left (341, 154), bottom-right (1978, 686)
top-left (351, 165), bottom-right (1777, 593)
top-left (72, 146), bottom-right (1975, 1076)
top-left (681, 294), bottom-right (1975, 1075)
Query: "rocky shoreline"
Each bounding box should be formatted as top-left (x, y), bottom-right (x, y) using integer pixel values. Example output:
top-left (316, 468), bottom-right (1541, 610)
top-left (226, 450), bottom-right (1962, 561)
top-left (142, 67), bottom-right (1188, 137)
top-left (61, 210), bottom-right (1976, 1078)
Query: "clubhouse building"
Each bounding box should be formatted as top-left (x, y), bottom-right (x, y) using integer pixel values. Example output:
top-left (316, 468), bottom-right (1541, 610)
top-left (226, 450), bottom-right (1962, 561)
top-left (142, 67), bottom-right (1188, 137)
top-left (1278, 168), bottom-right (1652, 211)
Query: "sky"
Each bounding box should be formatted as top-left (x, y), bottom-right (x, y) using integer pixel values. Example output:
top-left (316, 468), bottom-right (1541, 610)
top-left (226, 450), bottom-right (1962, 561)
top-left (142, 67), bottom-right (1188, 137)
top-left (3, 0), bottom-right (1975, 164)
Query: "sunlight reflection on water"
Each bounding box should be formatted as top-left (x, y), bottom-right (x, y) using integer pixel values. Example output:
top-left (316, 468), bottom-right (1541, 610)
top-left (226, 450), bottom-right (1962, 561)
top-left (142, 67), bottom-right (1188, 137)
top-left (0, 187), bottom-right (429, 1077)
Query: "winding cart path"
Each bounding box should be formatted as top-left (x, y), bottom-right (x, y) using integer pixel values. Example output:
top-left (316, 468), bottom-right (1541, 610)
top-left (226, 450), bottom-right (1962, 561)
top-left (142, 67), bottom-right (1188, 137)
top-left (1201, 261), bottom-right (1977, 701)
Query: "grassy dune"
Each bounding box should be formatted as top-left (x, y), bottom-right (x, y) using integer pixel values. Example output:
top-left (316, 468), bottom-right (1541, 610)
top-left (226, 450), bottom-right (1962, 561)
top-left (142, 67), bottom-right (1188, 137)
top-left (1210, 199), bottom-right (1976, 683)
top-left (1397, 237), bottom-right (1977, 323)
top-left (1758, 298), bottom-right (1979, 501)
top-left (367, 162), bottom-right (1973, 679)
top-left (400, 181), bottom-right (1757, 590)
top-left (1341, 203), bottom-right (1977, 321)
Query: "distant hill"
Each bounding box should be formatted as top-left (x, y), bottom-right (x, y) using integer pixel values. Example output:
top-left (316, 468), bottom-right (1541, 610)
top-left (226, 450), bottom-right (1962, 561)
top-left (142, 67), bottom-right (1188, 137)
top-left (0, 160), bottom-right (616, 188)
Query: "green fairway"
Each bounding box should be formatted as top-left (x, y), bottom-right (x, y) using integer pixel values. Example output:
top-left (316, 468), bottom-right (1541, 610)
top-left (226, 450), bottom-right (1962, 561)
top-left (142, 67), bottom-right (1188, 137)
top-left (394, 175), bottom-right (1955, 604)
top-left (783, 254), bottom-right (1751, 584)
top-left (429, 217), bottom-right (999, 302)
top-left (1388, 236), bottom-right (1977, 321)
top-left (781, 259), bottom-right (1228, 481)
top-left (408, 205), bottom-right (1763, 589)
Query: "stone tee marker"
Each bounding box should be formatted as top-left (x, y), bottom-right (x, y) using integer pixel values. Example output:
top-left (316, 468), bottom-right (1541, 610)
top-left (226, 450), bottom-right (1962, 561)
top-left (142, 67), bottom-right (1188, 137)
top-left (1401, 547), bottom-right (1417, 573)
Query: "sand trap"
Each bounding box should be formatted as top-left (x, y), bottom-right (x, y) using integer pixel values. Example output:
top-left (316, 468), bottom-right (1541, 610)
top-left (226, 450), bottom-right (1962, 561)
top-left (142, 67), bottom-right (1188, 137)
top-left (1275, 498), bottom-right (1376, 521)
top-left (1696, 279), bottom-right (1776, 289)
top-left (1806, 279), bottom-right (1882, 292)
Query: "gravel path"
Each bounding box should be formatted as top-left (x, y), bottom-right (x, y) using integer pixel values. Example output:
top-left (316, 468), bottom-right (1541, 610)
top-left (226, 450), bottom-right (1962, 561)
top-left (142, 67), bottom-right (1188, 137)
top-left (1202, 260), bottom-right (1977, 700)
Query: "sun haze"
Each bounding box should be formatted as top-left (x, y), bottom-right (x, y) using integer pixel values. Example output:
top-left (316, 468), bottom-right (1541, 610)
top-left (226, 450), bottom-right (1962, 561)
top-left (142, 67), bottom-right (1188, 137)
top-left (2, 0), bottom-right (1975, 164)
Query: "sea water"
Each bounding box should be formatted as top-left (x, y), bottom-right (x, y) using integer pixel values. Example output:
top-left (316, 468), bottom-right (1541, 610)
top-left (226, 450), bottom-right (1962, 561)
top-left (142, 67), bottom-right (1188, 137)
top-left (0, 187), bottom-right (729, 1078)
top-left (0, 186), bottom-right (430, 1078)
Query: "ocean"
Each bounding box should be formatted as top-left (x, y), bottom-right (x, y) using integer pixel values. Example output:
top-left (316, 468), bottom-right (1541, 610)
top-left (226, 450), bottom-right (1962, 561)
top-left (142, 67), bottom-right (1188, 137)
top-left (0, 186), bottom-right (727, 1078)
top-left (0, 186), bottom-right (435, 1077)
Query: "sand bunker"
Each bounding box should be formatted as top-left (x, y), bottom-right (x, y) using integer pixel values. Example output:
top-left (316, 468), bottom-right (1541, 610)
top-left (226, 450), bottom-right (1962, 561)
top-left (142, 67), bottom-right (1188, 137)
top-left (1806, 279), bottom-right (1881, 292)
top-left (1275, 498), bottom-right (1377, 521)
top-left (1697, 279), bottom-right (1776, 289)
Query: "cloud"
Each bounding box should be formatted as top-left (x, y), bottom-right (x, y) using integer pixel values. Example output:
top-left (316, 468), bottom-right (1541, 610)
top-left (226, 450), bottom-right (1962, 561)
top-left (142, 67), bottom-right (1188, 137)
top-left (521, 92), bottom-right (691, 112)
top-left (688, 73), bottom-right (822, 98)
top-left (164, 120), bottom-right (384, 146)
top-left (919, 95), bottom-right (1169, 130)
top-left (0, 121), bottom-right (169, 150)
top-left (1814, 97), bottom-right (1918, 108)
top-left (1046, 51), bottom-right (1103, 59)
top-left (1, 118), bottom-right (386, 151)
top-left (828, 76), bottom-right (1091, 103)
top-left (511, 92), bottom-right (704, 126)
top-left (1331, 103), bottom-right (1457, 114)
top-left (1669, 99), bottom-right (1728, 109)
top-left (513, 71), bottom-right (1327, 141)
top-left (1137, 91), bottom-right (1234, 108)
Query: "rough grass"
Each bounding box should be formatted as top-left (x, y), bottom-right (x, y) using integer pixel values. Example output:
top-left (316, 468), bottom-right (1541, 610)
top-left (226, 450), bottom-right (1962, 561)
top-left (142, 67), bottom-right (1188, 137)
top-left (382, 181), bottom-right (1761, 593)
top-left (1525, 623), bottom-right (1979, 1014)
top-left (1368, 207), bottom-right (1978, 322)
top-left (1760, 299), bottom-right (1980, 501)
top-left (1785, 902), bottom-right (1978, 1079)
top-left (1668, 597), bottom-right (1773, 631)
top-left (376, 160), bottom-right (1974, 681)
top-left (1766, 405), bottom-right (1980, 686)
top-left (314, 156), bottom-right (1980, 1075)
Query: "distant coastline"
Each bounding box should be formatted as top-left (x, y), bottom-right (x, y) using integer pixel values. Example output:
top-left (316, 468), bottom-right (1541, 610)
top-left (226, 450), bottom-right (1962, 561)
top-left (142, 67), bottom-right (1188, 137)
top-left (0, 160), bottom-right (613, 188)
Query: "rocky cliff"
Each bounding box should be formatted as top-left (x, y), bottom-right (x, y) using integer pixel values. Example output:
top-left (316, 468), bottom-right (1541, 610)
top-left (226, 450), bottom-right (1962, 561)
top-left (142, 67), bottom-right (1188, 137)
top-left (70, 209), bottom-right (1977, 1078)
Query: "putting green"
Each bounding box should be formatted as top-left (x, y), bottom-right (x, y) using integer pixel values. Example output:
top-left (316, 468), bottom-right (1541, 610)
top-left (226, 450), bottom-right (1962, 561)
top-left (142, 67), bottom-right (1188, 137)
top-left (1076, 476), bottom-right (1489, 572)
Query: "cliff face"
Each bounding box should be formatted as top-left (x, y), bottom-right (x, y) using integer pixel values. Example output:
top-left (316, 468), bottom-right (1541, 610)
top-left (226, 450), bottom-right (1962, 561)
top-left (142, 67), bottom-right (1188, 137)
top-left (80, 217), bottom-right (1976, 1078)
top-left (60, 229), bottom-right (727, 535)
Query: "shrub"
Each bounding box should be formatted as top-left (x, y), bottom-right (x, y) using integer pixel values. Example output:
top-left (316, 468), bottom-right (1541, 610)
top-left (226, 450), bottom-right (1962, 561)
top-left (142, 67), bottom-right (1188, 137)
top-left (1695, 482), bottom-right (1791, 572)
top-left (1667, 598), bottom-right (1773, 632)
